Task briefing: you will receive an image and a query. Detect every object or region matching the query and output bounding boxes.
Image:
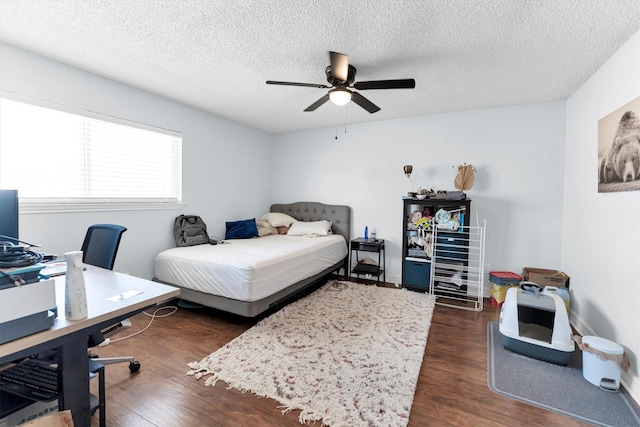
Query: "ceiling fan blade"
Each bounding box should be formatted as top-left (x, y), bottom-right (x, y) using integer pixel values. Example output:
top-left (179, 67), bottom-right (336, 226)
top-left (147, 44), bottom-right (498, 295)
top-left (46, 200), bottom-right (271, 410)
top-left (304, 94), bottom-right (331, 112)
top-left (329, 51), bottom-right (349, 82)
top-left (353, 79), bottom-right (416, 90)
top-left (351, 92), bottom-right (380, 114)
top-left (266, 80), bottom-right (330, 88)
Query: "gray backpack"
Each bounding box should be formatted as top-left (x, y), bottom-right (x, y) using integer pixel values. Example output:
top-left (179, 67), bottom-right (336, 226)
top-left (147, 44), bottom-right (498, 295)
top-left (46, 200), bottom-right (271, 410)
top-left (173, 215), bottom-right (212, 247)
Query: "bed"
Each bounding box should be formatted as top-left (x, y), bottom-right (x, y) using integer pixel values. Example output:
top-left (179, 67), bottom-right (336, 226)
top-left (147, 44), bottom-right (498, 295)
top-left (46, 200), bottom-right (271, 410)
top-left (154, 202), bottom-right (350, 317)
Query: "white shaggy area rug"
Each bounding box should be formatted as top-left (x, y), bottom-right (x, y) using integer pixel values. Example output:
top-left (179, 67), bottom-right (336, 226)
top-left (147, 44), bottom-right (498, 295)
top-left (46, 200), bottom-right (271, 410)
top-left (187, 280), bottom-right (435, 427)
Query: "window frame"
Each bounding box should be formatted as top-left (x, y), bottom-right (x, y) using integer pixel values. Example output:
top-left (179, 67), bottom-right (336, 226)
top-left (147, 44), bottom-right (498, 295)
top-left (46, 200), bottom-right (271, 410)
top-left (0, 91), bottom-right (184, 213)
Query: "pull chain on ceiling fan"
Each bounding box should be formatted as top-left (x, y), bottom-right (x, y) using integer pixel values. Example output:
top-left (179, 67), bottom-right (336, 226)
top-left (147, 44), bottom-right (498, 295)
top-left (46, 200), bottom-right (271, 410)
top-left (266, 51), bottom-right (415, 113)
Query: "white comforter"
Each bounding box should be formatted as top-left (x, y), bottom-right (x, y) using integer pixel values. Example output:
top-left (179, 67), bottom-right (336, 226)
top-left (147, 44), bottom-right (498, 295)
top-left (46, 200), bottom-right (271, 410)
top-left (154, 234), bottom-right (347, 302)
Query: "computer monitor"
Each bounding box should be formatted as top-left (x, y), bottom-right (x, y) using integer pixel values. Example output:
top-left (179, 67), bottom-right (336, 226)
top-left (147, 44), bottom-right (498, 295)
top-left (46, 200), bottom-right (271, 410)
top-left (0, 189), bottom-right (19, 243)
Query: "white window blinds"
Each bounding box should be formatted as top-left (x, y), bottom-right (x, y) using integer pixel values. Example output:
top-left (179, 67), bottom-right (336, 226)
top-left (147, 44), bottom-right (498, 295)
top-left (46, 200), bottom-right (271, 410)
top-left (0, 94), bottom-right (182, 212)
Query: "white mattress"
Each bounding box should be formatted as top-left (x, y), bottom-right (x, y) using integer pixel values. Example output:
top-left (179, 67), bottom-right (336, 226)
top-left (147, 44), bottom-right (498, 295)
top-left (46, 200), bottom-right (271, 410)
top-left (154, 234), bottom-right (347, 302)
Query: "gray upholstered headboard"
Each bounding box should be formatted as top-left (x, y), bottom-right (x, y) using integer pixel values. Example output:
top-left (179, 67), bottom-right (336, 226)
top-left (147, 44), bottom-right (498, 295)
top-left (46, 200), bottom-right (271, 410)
top-left (271, 202), bottom-right (351, 243)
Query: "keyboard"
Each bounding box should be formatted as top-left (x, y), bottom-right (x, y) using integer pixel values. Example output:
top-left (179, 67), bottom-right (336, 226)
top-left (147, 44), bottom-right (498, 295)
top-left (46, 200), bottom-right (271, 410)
top-left (0, 358), bottom-right (58, 401)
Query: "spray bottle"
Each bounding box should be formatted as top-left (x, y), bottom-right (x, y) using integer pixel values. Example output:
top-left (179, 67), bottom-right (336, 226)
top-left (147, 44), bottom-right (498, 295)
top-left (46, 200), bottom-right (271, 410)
top-left (64, 251), bottom-right (88, 320)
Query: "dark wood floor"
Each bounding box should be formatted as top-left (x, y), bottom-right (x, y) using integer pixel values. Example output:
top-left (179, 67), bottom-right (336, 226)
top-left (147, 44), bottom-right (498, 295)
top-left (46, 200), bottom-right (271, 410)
top-left (89, 278), bottom-right (597, 427)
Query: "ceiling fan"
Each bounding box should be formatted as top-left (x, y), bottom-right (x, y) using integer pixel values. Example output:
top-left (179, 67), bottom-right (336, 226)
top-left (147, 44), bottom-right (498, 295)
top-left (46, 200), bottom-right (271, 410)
top-left (266, 51), bottom-right (415, 114)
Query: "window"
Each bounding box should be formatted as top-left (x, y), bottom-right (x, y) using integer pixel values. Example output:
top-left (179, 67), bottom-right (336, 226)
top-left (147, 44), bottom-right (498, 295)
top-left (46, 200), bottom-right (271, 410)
top-left (0, 93), bottom-right (182, 212)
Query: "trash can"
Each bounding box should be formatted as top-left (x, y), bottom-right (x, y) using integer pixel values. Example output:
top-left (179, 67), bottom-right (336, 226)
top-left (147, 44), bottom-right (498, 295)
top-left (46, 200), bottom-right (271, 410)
top-left (581, 336), bottom-right (624, 391)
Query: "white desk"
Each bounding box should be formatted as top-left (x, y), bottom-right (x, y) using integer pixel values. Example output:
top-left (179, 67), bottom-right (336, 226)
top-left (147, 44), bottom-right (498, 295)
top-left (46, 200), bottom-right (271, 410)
top-left (0, 266), bottom-right (180, 426)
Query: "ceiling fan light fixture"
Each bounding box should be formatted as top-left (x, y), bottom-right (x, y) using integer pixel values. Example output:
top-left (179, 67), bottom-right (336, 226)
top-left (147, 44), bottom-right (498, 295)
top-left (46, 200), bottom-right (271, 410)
top-left (329, 88), bottom-right (352, 106)
top-left (267, 51), bottom-right (414, 113)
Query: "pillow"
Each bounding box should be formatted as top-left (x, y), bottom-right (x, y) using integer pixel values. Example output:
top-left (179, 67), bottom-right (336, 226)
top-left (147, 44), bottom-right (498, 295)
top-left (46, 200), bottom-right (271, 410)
top-left (286, 220), bottom-right (332, 237)
top-left (258, 212), bottom-right (298, 228)
top-left (225, 218), bottom-right (259, 239)
top-left (256, 220), bottom-right (277, 237)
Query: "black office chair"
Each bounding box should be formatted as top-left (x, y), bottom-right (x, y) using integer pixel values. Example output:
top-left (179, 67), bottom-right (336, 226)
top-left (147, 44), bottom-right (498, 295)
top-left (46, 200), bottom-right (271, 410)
top-left (82, 224), bottom-right (127, 271)
top-left (81, 224), bottom-right (147, 426)
top-left (82, 224), bottom-right (141, 373)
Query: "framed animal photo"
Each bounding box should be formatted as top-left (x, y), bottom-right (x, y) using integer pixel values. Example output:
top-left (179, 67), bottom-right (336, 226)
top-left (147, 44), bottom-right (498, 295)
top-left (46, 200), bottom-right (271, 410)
top-left (598, 96), bottom-right (640, 193)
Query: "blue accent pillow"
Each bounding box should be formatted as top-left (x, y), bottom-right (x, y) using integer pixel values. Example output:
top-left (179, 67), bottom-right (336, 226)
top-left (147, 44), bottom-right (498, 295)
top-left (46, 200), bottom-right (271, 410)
top-left (225, 218), bottom-right (259, 239)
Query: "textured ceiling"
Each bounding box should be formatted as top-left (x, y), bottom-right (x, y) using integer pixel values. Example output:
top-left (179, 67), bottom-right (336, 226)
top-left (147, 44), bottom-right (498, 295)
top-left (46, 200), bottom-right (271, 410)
top-left (1, 0), bottom-right (639, 134)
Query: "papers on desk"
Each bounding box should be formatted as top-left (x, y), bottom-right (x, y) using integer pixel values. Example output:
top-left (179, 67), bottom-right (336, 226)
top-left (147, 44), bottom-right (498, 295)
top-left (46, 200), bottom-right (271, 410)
top-left (40, 262), bottom-right (88, 278)
top-left (107, 290), bottom-right (143, 301)
top-left (40, 262), bottom-right (67, 277)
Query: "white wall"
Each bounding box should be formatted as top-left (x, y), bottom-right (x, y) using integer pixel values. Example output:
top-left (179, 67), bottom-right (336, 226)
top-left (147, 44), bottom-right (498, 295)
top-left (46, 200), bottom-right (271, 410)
top-left (0, 43), bottom-right (274, 279)
top-left (563, 31), bottom-right (640, 400)
top-left (271, 103), bottom-right (567, 285)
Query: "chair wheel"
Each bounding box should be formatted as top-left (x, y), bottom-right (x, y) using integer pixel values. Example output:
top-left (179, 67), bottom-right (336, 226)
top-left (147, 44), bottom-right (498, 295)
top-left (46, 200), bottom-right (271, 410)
top-left (129, 360), bottom-right (141, 372)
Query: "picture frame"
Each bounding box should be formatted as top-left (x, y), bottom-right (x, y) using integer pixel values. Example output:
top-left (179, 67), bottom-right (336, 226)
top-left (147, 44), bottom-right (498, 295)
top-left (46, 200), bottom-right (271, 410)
top-left (597, 96), bottom-right (640, 193)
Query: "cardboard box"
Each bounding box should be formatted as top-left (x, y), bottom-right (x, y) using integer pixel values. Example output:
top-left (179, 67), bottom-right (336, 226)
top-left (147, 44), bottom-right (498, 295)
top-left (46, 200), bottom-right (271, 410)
top-left (0, 399), bottom-right (60, 427)
top-left (522, 267), bottom-right (569, 289)
top-left (22, 410), bottom-right (73, 427)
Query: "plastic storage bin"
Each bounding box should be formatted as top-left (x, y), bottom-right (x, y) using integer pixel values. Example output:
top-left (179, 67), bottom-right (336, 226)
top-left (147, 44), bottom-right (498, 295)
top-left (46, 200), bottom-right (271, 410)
top-left (489, 271), bottom-right (521, 307)
top-left (582, 336), bottom-right (624, 391)
top-left (404, 260), bottom-right (431, 289)
top-left (435, 232), bottom-right (466, 260)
